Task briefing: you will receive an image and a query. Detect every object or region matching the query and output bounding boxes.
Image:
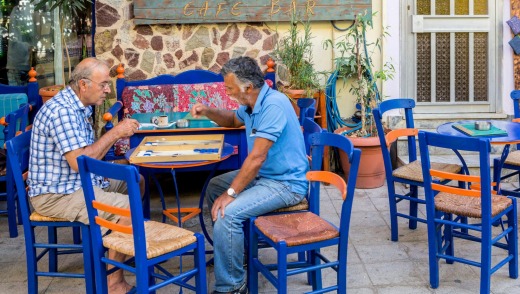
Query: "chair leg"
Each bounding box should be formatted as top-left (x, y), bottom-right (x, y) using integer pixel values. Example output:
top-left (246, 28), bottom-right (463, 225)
top-left (309, 249), bottom-right (323, 291)
top-left (95, 250), bottom-right (108, 294)
top-left (195, 234), bottom-right (207, 294)
top-left (409, 185), bottom-right (418, 230)
top-left (428, 217), bottom-right (440, 289)
top-left (444, 213), bottom-right (454, 264)
top-left (48, 226), bottom-right (58, 272)
top-left (247, 221), bottom-right (259, 294)
top-left (73, 227), bottom-right (81, 244)
top-left (277, 244), bottom-right (288, 294)
top-left (508, 203), bottom-right (518, 278)
top-left (26, 227), bottom-right (38, 294)
top-left (388, 184), bottom-right (399, 241)
top-left (7, 180), bottom-right (18, 238)
top-left (480, 225), bottom-right (492, 294)
top-left (80, 225), bottom-right (95, 294)
top-left (337, 241), bottom-right (347, 294)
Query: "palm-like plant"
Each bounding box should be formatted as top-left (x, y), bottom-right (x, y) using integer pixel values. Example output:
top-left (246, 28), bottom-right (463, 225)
top-left (31, 0), bottom-right (92, 83)
top-left (271, 12), bottom-right (320, 96)
top-left (325, 12), bottom-right (394, 137)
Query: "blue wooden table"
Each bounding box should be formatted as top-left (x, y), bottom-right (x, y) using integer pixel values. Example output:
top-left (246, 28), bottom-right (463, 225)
top-left (437, 120), bottom-right (520, 195)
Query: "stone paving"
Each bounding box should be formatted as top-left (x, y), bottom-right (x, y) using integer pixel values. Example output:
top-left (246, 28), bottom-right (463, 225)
top-left (0, 173), bottom-right (519, 293)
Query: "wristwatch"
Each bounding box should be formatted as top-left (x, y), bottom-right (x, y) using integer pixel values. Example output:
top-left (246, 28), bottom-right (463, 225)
top-left (227, 187), bottom-right (237, 198)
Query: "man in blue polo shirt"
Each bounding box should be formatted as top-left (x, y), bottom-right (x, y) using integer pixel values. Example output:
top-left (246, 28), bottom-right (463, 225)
top-left (191, 56), bottom-right (309, 294)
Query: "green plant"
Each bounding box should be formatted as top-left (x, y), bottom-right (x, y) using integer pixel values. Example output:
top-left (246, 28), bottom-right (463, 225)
top-left (324, 12), bottom-right (394, 137)
top-left (31, 0), bottom-right (92, 83)
top-left (271, 12), bottom-right (320, 96)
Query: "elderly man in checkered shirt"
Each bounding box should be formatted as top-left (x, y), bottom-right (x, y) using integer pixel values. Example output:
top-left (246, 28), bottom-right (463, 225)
top-left (27, 57), bottom-right (142, 294)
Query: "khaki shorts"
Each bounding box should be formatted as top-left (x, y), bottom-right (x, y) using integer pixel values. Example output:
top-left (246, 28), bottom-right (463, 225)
top-left (30, 179), bottom-right (129, 226)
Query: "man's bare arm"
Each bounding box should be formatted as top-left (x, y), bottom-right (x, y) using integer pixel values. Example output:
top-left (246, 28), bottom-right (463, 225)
top-left (64, 118), bottom-right (139, 172)
top-left (191, 103), bottom-right (243, 128)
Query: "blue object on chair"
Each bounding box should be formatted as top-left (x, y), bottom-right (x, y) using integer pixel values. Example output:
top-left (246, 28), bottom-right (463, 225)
top-left (0, 103), bottom-right (31, 238)
top-left (248, 132), bottom-right (360, 293)
top-left (77, 155), bottom-right (207, 293)
top-left (418, 130), bottom-right (518, 293)
top-left (0, 93), bottom-right (28, 146)
top-left (493, 90), bottom-right (520, 197)
top-left (297, 98), bottom-right (316, 126)
top-left (302, 117), bottom-right (323, 157)
top-left (6, 131), bottom-right (94, 294)
top-left (373, 98), bottom-right (464, 241)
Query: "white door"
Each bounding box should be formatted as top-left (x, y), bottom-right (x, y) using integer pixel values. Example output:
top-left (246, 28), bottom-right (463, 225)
top-left (402, 0), bottom-right (498, 113)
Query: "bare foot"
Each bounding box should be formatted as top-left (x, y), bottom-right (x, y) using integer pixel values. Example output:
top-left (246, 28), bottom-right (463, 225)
top-left (108, 281), bottom-right (134, 294)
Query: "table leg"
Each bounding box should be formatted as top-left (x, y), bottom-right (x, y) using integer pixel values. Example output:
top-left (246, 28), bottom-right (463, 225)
top-left (198, 161), bottom-right (223, 246)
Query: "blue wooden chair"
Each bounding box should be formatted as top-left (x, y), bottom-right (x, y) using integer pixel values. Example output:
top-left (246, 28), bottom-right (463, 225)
top-left (493, 90), bottom-right (520, 197)
top-left (373, 98), bottom-right (464, 241)
top-left (297, 97), bottom-right (316, 126)
top-left (0, 103), bottom-right (32, 237)
top-left (77, 155), bottom-right (206, 294)
top-left (248, 132), bottom-right (360, 293)
top-left (6, 131), bottom-right (94, 294)
top-left (418, 131), bottom-right (518, 293)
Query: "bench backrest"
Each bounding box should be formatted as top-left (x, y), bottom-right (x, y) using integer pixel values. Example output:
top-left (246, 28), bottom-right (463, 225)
top-left (116, 68), bottom-right (238, 117)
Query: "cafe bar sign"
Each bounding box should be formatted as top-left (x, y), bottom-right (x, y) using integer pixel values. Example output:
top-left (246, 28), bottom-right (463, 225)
top-left (133, 0), bottom-right (372, 24)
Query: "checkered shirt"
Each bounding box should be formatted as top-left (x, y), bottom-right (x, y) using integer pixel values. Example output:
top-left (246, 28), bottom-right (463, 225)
top-left (28, 86), bottom-right (108, 197)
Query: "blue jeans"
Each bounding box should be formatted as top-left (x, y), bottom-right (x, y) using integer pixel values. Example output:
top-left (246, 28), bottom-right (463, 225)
top-left (207, 170), bottom-right (305, 292)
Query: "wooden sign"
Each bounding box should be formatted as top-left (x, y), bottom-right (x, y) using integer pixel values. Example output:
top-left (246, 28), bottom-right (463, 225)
top-left (129, 134), bottom-right (224, 164)
top-left (134, 0), bottom-right (372, 24)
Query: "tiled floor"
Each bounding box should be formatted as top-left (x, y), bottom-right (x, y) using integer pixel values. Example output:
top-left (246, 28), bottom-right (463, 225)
top-left (0, 173), bottom-right (519, 293)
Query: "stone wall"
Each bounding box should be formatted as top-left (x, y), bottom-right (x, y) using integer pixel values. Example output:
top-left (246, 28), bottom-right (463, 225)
top-left (95, 0), bottom-right (278, 81)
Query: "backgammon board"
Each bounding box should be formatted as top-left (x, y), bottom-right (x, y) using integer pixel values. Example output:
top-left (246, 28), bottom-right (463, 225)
top-left (129, 134), bottom-right (224, 164)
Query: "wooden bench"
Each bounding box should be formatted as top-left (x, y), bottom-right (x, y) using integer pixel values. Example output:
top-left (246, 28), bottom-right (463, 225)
top-left (103, 64), bottom-right (246, 171)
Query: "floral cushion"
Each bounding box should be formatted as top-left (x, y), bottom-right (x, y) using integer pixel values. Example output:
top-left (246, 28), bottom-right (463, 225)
top-left (121, 82), bottom-right (238, 116)
top-left (114, 82), bottom-right (237, 156)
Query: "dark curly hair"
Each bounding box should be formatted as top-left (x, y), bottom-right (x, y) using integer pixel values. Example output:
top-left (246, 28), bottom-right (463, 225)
top-left (221, 57), bottom-right (265, 89)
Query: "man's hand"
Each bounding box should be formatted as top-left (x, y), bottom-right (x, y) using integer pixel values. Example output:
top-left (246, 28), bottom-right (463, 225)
top-left (190, 103), bottom-right (207, 118)
top-left (211, 193), bottom-right (235, 221)
top-left (113, 118), bottom-right (140, 138)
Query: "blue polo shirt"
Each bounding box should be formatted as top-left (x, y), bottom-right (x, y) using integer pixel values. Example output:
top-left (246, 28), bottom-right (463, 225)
top-left (236, 83), bottom-right (308, 195)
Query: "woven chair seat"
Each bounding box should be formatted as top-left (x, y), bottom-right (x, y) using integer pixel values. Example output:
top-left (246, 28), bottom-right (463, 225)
top-left (435, 192), bottom-right (512, 218)
top-left (254, 211), bottom-right (339, 247)
top-left (504, 150), bottom-right (520, 166)
top-left (272, 198), bottom-right (309, 213)
top-left (30, 211), bottom-right (68, 222)
top-left (393, 160), bottom-right (461, 182)
top-left (103, 220), bottom-right (197, 259)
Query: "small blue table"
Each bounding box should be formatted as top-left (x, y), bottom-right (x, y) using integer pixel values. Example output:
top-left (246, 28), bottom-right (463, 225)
top-left (437, 120), bottom-right (520, 195)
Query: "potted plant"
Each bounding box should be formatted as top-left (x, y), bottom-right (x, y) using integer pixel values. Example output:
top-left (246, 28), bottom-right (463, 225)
top-left (271, 12), bottom-right (321, 116)
top-left (31, 0), bottom-right (92, 102)
top-left (324, 11), bottom-right (395, 188)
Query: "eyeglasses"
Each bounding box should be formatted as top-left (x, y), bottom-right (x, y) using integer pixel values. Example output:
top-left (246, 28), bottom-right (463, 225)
top-left (83, 78), bottom-right (112, 89)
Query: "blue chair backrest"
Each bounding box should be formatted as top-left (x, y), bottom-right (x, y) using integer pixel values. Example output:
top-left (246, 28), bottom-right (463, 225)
top-left (511, 90), bottom-right (520, 119)
top-left (373, 98), bottom-right (416, 165)
top-left (418, 131), bottom-right (492, 206)
top-left (302, 117), bottom-right (322, 155)
top-left (308, 132), bottom-right (361, 214)
top-left (5, 131), bottom-right (32, 223)
top-left (77, 156), bottom-right (145, 254)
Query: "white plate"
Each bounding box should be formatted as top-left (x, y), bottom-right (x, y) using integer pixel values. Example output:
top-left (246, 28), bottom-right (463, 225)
top-left (154, 122), bottom-right (176, 129)
top-left (139, 122), bottom-right (176, 129)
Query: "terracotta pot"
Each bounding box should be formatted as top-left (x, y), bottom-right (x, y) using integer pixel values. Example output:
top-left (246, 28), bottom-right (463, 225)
top-left (39, 85), bottom-right (63, 103)
top-left (335, 127), bottom-right (385, 189)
